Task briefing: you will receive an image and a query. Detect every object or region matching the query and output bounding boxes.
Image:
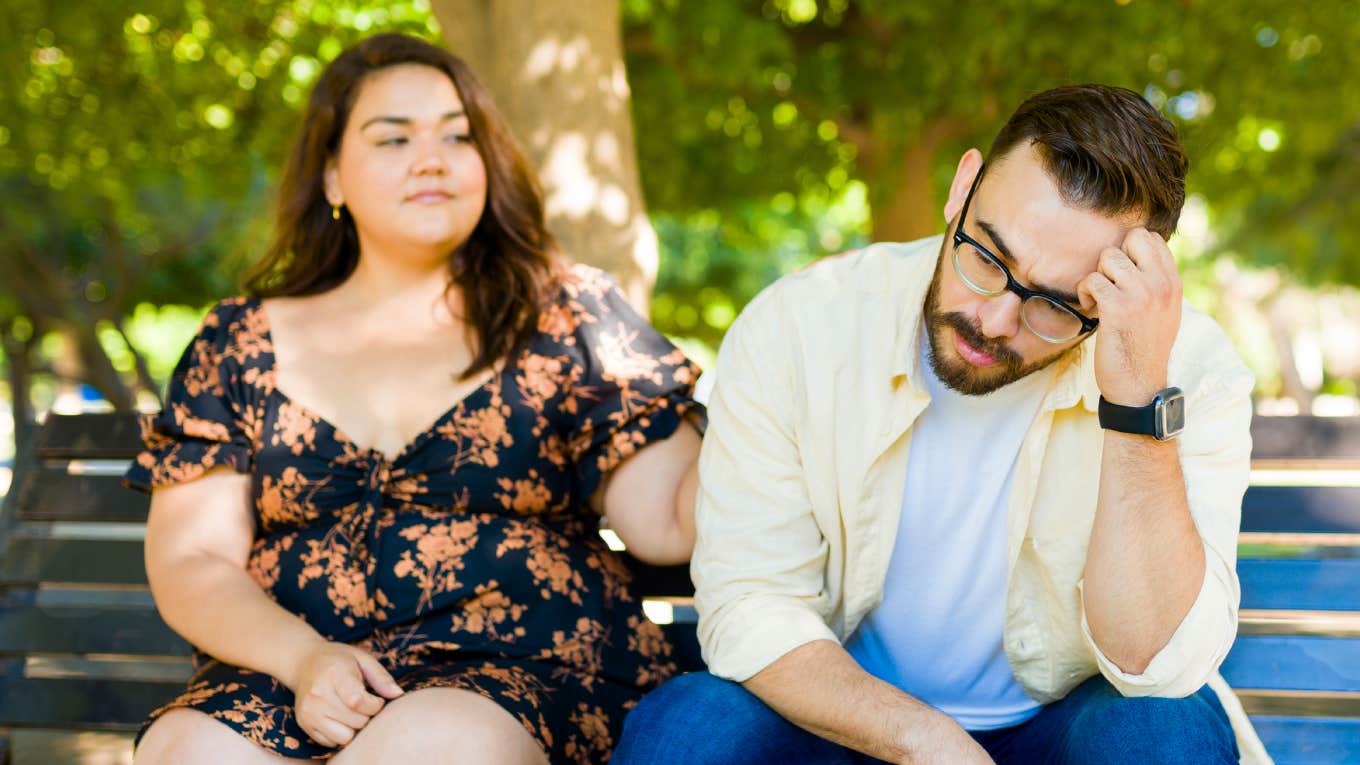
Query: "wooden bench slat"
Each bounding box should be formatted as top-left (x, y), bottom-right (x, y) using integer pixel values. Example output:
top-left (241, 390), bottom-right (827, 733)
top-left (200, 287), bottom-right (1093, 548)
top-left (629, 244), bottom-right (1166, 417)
top-left (0, 605), bottom-right (188, 657)
top-left (1251, 415), bottom-right (1360, 462)
top-left (0, 675), bottom-right (179, 730)
top-left (1240, 610), bottom-right (1360, 638)
top-left (1240, 559), bottom-right (1360, 612)
top-left (0, 538), bottom-right (146, 587)
top-left (1221, 635), bottom-right (1360, 693)
top-left (1250, 716), bottom-right (1360, 764)
top-left (1242, 486), bottom-right (1360, 535)
top-left (7, 729), bottom-right (134, 765)
top-left (0, 537), bottom-right (689, 597)
top-left (17, 472), bottom-right (148, 524)
top-left (1237, 690), bottom-right (1360, 719)
top-left (35, 414), bottom-right (144, 461)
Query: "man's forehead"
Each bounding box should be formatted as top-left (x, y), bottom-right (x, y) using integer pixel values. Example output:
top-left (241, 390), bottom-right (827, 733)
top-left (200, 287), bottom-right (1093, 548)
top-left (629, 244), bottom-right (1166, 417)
top-left (975, 153), bottom-right (1140, 272)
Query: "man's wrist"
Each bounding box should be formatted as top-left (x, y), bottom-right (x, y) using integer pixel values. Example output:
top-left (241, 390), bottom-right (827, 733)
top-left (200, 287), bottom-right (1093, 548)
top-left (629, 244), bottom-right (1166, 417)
top-left (1100, 378), bottom-right (1168, 407)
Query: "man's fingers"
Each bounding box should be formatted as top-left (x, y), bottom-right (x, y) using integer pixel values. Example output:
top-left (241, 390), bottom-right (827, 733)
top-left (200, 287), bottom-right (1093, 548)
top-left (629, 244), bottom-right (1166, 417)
top-left (1122, 227), bottom-right (1178, 279)
top-left (356, 651), bottom-right (404, 700)
top-left (1080, 270), bottom-right (1117, 304)
top-left (1097, 247), bottom-right (1139, 285)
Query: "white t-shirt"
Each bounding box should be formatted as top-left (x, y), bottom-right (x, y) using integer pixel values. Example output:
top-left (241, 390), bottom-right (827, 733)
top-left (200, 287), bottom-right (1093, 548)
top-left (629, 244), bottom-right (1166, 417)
top-left (846, 334), bottom-right (1053, 731)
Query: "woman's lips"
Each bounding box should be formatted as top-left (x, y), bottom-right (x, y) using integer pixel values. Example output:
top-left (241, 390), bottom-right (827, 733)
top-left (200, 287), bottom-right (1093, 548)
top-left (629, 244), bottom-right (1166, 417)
top-left (407, 191), bottom-right (452, 204)
top-left (954, 332), bottom-right (999, 367)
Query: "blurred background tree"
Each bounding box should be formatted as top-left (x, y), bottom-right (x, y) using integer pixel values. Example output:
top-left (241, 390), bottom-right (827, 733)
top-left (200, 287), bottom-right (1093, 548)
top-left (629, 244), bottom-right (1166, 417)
top-left (622, 0), bottom-right (1360, 386)
top-left (1, 0), bottom-right (1357, 468)
top-left (0, 0), bottom-right (437, 450)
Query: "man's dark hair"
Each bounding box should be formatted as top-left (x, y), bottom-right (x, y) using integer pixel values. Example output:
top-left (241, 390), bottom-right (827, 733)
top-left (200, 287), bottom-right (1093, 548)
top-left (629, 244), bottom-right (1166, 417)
top-left (987, 84), bottom-right (1188, 238)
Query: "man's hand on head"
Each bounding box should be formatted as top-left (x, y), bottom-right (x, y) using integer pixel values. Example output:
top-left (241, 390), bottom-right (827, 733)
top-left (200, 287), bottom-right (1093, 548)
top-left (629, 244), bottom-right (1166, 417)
top-left (1077, 227), bottom-right (1183, 406)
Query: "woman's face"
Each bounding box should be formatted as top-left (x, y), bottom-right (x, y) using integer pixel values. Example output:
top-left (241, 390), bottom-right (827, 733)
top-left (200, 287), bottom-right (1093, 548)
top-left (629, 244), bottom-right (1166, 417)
top-left (324, 63), bottom-right (488, 266)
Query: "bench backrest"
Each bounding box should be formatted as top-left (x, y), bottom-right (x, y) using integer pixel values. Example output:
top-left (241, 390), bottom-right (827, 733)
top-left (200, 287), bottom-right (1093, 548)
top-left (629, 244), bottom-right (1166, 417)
top-left (1, 412), bottom-right (1357, 762)
top-left (1220, 415), bottom-right (1360, 763)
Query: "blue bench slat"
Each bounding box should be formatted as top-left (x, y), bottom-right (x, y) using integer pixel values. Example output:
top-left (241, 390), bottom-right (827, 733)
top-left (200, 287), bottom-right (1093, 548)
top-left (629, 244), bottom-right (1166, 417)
top-left (1241, 486), bottom-right (1360, 535)
top-left (1239, 559), bottom-right (1360, 612)
top-left (1221, 635), bottom-right (1360, 692)
top-left (1251, 716), bottom-right (1360, 764)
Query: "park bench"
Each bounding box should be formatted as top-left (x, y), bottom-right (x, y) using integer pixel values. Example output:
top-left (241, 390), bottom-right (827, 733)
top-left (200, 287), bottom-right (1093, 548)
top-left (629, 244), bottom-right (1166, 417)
top-left (0, 412), bottom-right (1355, 763)
top-left (1218, 414), bottom-right (1360, 763)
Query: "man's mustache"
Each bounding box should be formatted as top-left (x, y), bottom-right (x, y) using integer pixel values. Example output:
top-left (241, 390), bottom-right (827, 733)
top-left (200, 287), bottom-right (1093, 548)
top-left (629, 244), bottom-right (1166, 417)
top-left (939, 311), bottom-right (1024, 368)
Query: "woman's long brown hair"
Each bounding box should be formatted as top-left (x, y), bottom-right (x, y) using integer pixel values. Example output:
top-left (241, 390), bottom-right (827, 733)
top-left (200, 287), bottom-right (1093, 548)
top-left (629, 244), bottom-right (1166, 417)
top-left (244, 33), bottom-right (561, 379)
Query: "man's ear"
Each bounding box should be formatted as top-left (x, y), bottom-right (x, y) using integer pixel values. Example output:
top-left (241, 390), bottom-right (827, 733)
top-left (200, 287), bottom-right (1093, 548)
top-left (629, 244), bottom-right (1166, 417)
top-left (942, 149), bottom-right (984, 224)
top-left (323, 157), bottom-right (343, 207)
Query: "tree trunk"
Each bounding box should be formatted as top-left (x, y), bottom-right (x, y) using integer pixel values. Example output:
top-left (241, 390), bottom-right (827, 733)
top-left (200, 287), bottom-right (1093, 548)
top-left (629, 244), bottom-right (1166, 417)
top-left (1266, 292), bottom-right (1315, 412)
top-left (432, 0), bottom-right (659, 310)
top-left (3, 323), bottom-right (36, 454)
top-left (64, 316), bottom-right (134, 411)
top-left (870, 141), bottom-right (945, 244)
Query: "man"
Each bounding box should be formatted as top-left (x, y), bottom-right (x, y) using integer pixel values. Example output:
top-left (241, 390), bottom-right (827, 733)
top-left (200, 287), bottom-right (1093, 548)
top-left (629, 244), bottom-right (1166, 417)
top-left (614, 85), bottom-right (1268, 764)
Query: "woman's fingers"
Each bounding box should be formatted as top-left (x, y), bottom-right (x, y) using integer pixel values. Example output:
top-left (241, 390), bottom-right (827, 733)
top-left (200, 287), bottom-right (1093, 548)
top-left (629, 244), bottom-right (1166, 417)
top-left (335, 660), bottom-right (387, 717)
top-left (355, 650), bottom-right (405, 700)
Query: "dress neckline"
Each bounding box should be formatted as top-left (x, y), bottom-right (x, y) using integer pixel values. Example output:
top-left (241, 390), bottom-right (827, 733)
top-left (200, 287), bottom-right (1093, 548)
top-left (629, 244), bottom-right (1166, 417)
top-left (251, 297), bottom-right (500, 464)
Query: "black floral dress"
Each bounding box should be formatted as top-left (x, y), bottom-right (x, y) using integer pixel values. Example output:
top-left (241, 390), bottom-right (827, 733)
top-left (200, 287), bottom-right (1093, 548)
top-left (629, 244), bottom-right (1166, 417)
top-left (123, 265), bottom-right (701, 762)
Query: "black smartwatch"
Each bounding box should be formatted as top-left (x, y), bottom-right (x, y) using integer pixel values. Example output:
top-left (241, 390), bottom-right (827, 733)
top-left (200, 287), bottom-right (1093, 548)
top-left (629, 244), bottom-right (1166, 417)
top-left (1098, 387), bottom-right (1186, 441)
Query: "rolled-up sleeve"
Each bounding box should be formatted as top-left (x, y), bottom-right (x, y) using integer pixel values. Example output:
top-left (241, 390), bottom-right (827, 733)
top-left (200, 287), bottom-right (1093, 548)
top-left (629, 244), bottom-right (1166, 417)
top-left (1081, 329), bottom-right (1256, 697)
top-left (691, 286), bottom-right (838, 682)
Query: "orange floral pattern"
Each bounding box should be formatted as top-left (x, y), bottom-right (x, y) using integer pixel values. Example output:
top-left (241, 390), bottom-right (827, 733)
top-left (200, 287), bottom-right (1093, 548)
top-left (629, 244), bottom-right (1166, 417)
top-left (124, 266), bottom-right (701, 762)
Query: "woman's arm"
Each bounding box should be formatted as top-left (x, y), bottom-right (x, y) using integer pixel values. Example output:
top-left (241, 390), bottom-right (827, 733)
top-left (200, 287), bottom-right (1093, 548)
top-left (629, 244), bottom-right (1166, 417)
top-left (591, 420), bottom-right (702, 565)
top-left (145, 468), bottom-right (401, 746)
top-left (146, 468), bottom-right (322, 680)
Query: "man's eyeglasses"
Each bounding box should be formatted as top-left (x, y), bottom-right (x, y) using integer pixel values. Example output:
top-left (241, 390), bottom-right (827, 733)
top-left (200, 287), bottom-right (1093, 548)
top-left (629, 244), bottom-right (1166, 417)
top-left (952, 165), bottom-right (1099, 344)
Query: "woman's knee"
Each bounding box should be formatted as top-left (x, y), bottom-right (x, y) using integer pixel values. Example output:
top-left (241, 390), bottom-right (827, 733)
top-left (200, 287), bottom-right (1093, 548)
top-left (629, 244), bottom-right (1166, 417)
top-left (334, 688), bottom-right (546, 765)
top-left (135, 709), bottom-right (286, 765)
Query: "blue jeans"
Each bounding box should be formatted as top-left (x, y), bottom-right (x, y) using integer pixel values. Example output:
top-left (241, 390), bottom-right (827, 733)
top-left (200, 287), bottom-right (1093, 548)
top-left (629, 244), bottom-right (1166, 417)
top-left (612, 672), bottom-right (1239, 764)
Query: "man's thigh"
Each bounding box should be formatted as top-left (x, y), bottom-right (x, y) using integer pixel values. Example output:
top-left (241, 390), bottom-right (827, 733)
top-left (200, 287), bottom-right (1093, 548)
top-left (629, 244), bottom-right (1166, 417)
top-left (978, 675), bottom-right (1239, 765)
top-left (612, 671), bottom-right (861, 765)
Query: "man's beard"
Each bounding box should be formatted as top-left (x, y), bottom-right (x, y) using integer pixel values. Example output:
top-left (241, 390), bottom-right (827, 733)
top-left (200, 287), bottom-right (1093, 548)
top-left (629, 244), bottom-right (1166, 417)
top-left (921, 250), bottom-right (1075, 396)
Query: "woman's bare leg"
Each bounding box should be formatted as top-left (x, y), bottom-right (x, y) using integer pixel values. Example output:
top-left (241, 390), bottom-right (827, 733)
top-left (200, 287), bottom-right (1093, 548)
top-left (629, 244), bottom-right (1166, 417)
top-left (331, 688), bottom-right (548, 765)
top-left (135, 709), bottom-right (313, 765)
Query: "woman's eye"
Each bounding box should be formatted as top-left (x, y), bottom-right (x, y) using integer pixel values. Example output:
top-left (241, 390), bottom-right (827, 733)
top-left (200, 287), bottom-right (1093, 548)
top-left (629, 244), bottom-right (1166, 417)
top-left (377, 136), bottom-right (407, 147)
top-left (445, 133), bottom-right (472, 144)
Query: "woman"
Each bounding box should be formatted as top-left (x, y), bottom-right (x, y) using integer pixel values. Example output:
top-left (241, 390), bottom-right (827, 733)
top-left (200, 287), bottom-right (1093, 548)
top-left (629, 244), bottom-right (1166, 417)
top-left (126, 33), bottom-right (702, 764)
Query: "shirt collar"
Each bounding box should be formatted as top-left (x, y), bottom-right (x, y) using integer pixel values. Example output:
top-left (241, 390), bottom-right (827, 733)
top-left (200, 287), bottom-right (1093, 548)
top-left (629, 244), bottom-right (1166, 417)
top-left (1040, 335), bottom-right (1102, 413)
top-left (889, 236), bottom-right (944, 395)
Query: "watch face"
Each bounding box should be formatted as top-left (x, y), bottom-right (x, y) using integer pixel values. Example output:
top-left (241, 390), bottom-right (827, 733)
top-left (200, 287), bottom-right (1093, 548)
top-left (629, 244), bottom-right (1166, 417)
top-left (1157, 389), bottom-right (1186, 439)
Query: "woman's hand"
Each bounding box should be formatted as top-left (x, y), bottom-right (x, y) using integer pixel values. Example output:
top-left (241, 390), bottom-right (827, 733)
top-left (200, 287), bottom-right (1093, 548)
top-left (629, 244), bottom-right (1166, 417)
top-left (287, 641), bottom-right (405, 748)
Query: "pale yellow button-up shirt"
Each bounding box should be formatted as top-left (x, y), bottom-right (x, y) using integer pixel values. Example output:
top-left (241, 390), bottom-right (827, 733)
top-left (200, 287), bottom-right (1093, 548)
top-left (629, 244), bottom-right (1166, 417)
top-left (691, 236), bottom-right (1269, 763)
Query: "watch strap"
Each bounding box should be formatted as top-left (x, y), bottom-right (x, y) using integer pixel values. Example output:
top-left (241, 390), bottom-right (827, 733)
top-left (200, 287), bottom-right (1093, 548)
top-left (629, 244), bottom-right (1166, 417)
top-left (1098, 395), bottom-right (1158, 437)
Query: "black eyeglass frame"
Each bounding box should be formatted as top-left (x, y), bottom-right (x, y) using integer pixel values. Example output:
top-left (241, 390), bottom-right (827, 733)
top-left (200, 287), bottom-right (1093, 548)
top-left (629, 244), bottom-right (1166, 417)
top-left (951, 164), bottom-right (1100, 343)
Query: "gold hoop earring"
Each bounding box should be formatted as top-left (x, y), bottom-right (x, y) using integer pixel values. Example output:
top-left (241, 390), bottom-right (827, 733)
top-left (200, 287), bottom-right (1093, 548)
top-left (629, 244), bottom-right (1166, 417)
top-left (331, 204), bottom-right (341, 220)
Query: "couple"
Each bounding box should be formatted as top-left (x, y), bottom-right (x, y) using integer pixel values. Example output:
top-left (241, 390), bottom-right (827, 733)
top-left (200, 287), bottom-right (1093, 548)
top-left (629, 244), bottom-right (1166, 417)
top-left (126, 33), bottom-right (1264, 765)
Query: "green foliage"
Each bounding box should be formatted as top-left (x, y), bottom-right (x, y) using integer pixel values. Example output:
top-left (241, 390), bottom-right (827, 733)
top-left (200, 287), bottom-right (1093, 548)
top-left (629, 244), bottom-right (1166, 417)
top-left (0, 0), bottom-right (438, 401)
top-left (651, 182), bottom-right (870, 353)
top-left (2, 0), bottom-right (1355, 400)
top-left (624, 0), bottom-right (1360, 320)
